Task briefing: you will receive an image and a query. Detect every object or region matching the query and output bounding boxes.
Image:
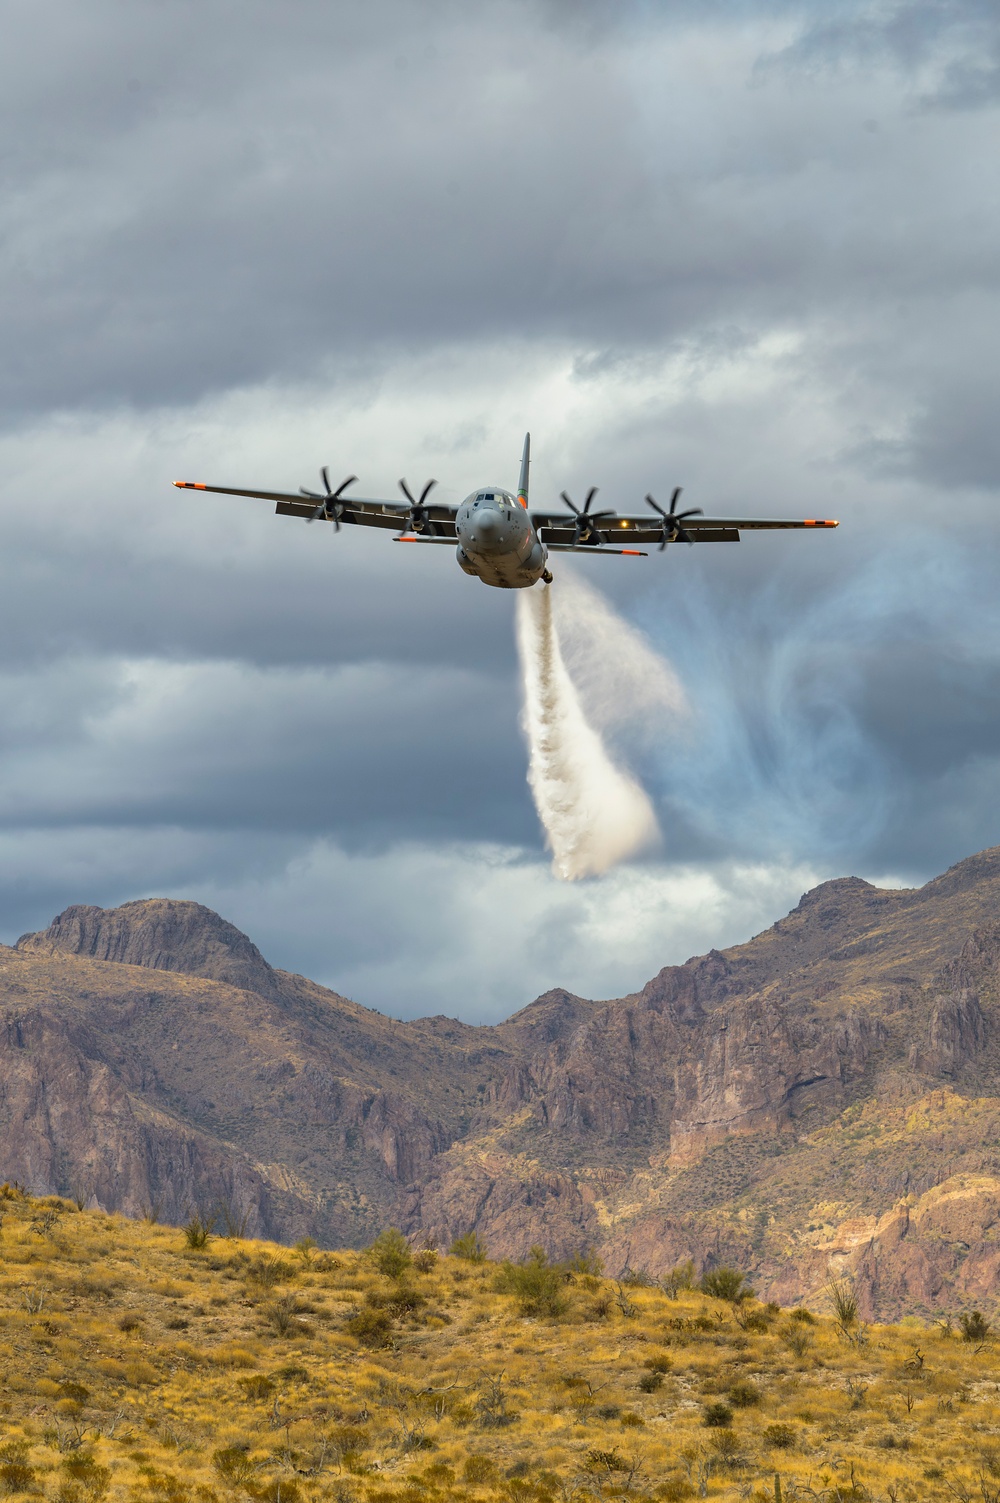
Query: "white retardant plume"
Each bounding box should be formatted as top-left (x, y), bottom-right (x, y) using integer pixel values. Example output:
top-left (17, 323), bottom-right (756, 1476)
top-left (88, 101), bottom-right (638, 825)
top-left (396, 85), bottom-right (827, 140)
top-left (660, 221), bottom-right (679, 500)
top-left (549, 568), bottom-right (688, 748)
top-left (516, 577), bottom-right (670, 880)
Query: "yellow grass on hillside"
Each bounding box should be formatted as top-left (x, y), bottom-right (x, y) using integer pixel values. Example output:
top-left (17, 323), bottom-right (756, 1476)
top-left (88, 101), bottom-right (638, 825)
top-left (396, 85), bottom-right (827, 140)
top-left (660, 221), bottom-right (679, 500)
top-left (1, 1187), bottom-right (999, 1502)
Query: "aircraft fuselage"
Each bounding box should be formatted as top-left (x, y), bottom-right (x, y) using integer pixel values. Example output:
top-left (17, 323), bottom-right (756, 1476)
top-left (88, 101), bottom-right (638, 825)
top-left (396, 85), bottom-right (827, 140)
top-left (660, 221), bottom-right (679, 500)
top-left (454, 488), bottom-right (550, 589)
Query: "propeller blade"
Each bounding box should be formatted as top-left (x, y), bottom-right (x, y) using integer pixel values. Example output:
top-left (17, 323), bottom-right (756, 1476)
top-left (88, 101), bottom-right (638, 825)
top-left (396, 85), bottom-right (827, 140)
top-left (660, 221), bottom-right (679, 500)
top-left (398, 479), bottom-right (416, 506)
top-left (331, 474), bottom-right (357, 501)
top-left (668, 486), bottom-right (683, 515)
top-left (582, 486), bottom-right (599, 514)
top-left (419, 479), bottom-right (437, 505)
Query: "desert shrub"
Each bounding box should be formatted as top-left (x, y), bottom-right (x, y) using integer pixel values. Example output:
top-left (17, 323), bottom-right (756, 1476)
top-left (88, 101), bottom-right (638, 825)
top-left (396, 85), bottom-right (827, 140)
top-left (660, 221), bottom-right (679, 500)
top-left (700, 1266), bottom-right (754, 1303)
top-left (450, 1231), bottom-right (487, 1263)
top-left (475, 1372), bottom-right (518, 1428)
top-left (495, 1247), bottom-right (567, 1317)
top-left (265, 1294), bottom-right (307, 1336)
top-left (212, 1448), bottom-right (258, 1487)
top-left (959, 1310), bottom-right (991, 1343)
top-left (827, 1278), bottom-right (859, 1329)
top-left (783, 1325), bottom-right (814, 1358)
top-left (702, 1401), bottom-right (734, 1427)
top-left (567, 1248), bottom-right (604, 1277)
top-left (184, 1214), bottom-right (215, 1250)
top-left (118, 1312), bottom-right (142, 1333)
top-left (345, 1307), bottom-right (394, 1348)
top-left (461, 1456), bottom-right (496, 1485)
top-left (246, 1254), bottom-right (292, 1289)
top-left (585, 1450), bottom-right (627, 1474)
top-left (238, 1374), bottom-right (275, 1401)
top-left (293, 1237), bottom-right (317, 1263)
top-left (61, 1458), bottom-right (110, 1499)
top-left (762, 1423), bottom-right (796, 1449)
top-left (638, 1371), bottom-right (663, 1392)
top-left (382, 1282), bottom-right (427, 1317)
top-left (596, 1404), bottom-right (621, 1420)
top-left (740, 1310), bottom-right (771, 1333)
top-left (620, 1411), bottom-right (645, 1427)
top-left (58, 1381), bottom-right (90, 1405)
top-left (662, 1259), bottom-right (696, 1298)
top-left (0, 1446), bottom-right (34, 1497)
top-left (729, 1381), bottom-right (762, 1408)
top-left (412, 1249), bottom-right (438, 1273)
top-left (644, 1351), bottom-right (672, 1373)
top-left (621, 1266), bottom-right (656, 1287)
top-left (368, 1227), bottom-right (412, 1279)
top-left (790, 1306), bottom-right (816, 1324)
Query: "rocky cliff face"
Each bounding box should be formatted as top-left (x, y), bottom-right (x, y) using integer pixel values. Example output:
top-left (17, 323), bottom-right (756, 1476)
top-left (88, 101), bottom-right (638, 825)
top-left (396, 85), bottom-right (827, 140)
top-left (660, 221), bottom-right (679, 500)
top-left (7, 849), bottom-right (1000, 1318)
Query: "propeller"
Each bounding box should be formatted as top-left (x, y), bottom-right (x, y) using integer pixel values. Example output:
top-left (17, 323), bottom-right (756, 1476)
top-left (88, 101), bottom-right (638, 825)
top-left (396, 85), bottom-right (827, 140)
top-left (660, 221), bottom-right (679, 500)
top-left (397, 478), bottom-right (439, 535)
top-left (644, 487), bottom-right (702, 549)
top-left (559, 487), bottom-right (616, 546)
top-left (299, 468), bottom-right (358, 528)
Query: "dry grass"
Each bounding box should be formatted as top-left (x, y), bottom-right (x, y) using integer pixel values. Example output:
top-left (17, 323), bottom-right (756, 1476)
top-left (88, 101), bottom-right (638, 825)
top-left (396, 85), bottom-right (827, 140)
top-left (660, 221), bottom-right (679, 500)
top-left (0, 1189), bottom-right (998, 1503)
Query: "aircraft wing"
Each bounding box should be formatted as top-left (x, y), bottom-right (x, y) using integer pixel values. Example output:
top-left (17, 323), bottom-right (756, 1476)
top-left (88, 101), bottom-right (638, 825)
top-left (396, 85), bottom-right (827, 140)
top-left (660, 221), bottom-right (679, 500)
top-left (531, 511), bottom-right (838, 547)
top-left (172, 481), bottom-right (460, 537)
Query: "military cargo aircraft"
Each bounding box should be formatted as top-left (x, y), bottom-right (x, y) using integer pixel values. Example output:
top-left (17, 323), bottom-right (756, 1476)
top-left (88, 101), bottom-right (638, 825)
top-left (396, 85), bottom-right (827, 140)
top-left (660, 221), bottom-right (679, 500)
top-left (174, 433), bottom-right (838, 590)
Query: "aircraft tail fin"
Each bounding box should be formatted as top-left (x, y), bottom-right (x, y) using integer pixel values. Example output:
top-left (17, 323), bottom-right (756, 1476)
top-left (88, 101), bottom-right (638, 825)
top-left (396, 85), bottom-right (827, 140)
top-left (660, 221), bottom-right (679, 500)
top-left (517, 432), bottom-right (530, 508)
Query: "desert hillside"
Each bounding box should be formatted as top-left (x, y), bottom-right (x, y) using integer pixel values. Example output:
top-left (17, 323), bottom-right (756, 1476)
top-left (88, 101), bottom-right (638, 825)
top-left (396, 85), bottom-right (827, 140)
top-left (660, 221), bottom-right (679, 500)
top-left (7, 848), bottom-right (1000, 1316)
top-left (0, 1187), bottom-right (998, 1503)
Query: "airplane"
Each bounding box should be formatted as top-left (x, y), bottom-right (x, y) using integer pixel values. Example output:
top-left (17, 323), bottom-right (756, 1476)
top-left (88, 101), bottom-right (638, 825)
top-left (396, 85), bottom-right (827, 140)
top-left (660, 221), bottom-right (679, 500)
top-left (173, 433), bottom-right (838, 590)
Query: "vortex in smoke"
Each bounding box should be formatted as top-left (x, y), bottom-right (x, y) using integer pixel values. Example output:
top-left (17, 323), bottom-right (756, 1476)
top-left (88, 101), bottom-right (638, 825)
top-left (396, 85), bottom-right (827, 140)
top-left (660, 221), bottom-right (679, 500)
top-left (515, 579), bottom-right (663, 880)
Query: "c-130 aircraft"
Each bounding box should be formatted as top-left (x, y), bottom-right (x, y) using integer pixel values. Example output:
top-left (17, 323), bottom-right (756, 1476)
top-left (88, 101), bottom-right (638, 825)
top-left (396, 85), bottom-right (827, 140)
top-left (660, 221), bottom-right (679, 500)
top-left (174, 433), bottom-right (837, 590)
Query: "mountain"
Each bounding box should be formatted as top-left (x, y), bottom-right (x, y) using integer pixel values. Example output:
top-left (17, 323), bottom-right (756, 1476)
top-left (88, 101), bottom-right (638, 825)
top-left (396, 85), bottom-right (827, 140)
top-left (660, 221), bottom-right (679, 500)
top-left (5, 848), bottom-right (1000, 1319)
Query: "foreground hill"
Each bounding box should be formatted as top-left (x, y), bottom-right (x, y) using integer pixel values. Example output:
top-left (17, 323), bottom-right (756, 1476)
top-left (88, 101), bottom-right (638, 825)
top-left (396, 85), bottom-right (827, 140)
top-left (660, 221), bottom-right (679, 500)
top-left (0, 1188), bottom-right (997, 1503)
top-left (7, 848), bottom-right (1000, 1315)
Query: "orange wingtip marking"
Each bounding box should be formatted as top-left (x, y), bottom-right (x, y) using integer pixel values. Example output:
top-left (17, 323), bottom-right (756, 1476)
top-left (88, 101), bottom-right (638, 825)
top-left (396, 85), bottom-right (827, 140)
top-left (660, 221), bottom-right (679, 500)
top-left (394, 534), bottom-right (418, 542)
top-left (804, 519), bottom-right (839, 527)
top-left (174, 481), bottom-right (206, 490)
top-left (622, 549), bottom-right (642, 555)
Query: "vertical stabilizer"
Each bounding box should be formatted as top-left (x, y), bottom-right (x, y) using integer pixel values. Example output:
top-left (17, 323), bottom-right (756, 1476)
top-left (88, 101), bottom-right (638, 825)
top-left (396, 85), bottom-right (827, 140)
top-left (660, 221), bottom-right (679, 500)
top-left (517, 432), bottom-right (530, 509)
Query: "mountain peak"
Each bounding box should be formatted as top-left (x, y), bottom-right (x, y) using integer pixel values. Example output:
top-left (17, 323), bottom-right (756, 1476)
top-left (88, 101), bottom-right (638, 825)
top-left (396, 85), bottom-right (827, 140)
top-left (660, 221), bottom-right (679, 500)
top-left (16, 898), bottom-right (276, 996)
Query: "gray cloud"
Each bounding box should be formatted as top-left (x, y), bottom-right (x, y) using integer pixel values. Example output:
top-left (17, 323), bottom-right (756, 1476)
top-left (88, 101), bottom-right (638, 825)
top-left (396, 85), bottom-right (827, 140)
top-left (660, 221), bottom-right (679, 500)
top-left (1, 0), bottom-right (1000, 1016)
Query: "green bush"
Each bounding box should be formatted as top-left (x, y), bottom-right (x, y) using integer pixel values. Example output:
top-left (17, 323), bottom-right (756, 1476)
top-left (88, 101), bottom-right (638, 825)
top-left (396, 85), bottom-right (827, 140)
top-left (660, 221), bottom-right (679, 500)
top-left (702, 1401), bottom-right (734, 1427)
top-left (345, 1306), bottom-right (394, 1348)
top-left (729, 1381), bottom-right (762, 1408)
top-left (496, 1246), bottom-right (567, 1317)
top-left (763, 1423), bottom-right (796, 1450)
top-left (638, 1371), bottom-right (663, 1392)
top-left (450, 1231), bottom-right (487, 1263)
top-left (184, 1213), bottom-right (215, 1249)
top-left (463, 1457), bottom-right (498, 1484)
top-left (959, 1310), bottom-right (990, 1343)
top-left (368, 1226), bottom-right (412, 1278)
top-left (700, 1266), bottom-right (754, 1303)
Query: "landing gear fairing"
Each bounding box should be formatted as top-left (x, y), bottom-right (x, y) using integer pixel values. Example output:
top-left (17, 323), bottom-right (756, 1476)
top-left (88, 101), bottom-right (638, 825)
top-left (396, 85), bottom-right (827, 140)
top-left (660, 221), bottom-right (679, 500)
top-left (173, 434), bottom-right (838, 590)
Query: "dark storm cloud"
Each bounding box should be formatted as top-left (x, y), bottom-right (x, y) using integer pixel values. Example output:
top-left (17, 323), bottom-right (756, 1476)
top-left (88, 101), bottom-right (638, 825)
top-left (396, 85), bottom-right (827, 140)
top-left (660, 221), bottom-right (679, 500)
top-left (0, 0), bottom-right (994, 421)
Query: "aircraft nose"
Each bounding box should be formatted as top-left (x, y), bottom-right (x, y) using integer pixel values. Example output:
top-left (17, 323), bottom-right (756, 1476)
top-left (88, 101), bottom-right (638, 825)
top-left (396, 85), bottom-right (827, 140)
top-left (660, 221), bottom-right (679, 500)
top-left (472, 509), bottom-right (501, 547)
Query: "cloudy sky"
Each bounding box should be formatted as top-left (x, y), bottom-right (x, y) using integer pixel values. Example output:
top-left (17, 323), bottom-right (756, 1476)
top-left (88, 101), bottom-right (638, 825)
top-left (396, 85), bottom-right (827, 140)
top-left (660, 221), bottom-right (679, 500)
top-left (2, 0), bottom-right (1000, 1021)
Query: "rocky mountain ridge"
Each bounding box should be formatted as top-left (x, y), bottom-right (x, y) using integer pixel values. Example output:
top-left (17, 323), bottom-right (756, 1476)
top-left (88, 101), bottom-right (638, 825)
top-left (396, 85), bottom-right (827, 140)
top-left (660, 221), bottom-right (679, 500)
top-left (5, 850), bottom-right (1000, 1318)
